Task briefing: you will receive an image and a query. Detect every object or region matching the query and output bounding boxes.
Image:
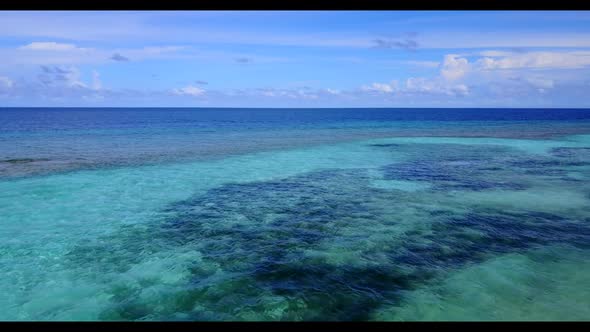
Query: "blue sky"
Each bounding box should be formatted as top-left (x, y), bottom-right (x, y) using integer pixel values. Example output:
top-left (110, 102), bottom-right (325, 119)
top-left (1, 11), bottom-right (590, 107)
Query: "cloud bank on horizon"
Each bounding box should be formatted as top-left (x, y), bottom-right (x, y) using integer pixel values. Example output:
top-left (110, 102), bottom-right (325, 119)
top-left (0, 11), bottom-right (589, 107)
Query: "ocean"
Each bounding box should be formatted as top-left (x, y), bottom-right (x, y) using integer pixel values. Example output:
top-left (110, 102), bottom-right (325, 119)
top-left (1, 107), bottom-right (590, 320)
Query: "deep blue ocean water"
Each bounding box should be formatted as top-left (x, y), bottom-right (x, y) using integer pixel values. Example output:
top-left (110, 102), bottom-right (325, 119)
top-left (3, 108), bottom-right (590, 179)
top-left (1, 108), bottom-right (590, 320)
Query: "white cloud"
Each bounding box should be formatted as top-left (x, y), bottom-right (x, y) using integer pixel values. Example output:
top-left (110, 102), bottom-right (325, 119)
top-left (92, 70), bottom-right (102, 90)
top-left (405, 77), bottom-right (469, 96)
top-left (297, 90), bottom-right (319, 99)
top-left (0, 66), bottom-right (118, 103)
top-left (405, 60), bottom-right (440, 68)
top-left (476, 51), bottom-right (590, 70)
top-left (405, 77), bottom-right (433, 92)
top-left (0, 76), bottom-right (13, 88)
top-left (324, 88), bottom-right (341, 95)
top-left (440, 54), bottom-right (470, 81)
top-left (361, 81), bottom-right (398, 93)
top-left (388, 51), bottom-right (586, 100)
top-left (259, 89), bottom-right (278, 97)
top-left (451, 84), bottom-right (470, 96)
top-left (172, 85), bottom-right (206, 96)
top-left (18, 42), bottom-right (87, 52)
top-left (258, 88), bottom-right (319, 99)
top-left (359, 76), bottom-right (469, 98)
top-left (359, 54), bottom-right (472, 98)
top-left (233, 87), bottom-right (342, 100)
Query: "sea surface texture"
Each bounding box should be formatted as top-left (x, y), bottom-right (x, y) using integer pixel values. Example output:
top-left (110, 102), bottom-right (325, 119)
top-left (1, 108), bottom-right (590, 321)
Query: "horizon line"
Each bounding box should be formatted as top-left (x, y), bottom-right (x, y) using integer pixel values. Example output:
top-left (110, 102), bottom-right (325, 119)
top-left (2, 107), bottom-right (590, 110)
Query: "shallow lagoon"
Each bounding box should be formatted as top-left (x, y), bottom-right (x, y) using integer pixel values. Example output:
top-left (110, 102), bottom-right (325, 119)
top-left (1, 108), bottom-right (590, 320)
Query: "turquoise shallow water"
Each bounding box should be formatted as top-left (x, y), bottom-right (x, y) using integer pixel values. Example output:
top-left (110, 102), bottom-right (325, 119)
top-left (1, 108), bottom-right (590, 320)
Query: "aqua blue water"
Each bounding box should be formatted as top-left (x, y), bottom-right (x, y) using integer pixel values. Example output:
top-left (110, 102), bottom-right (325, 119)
top-left (1, 108), bottom-right (590, 321)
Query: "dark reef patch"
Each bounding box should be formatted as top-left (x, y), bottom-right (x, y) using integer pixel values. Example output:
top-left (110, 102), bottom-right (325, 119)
top-left (376, 143), bottom-right (530, 191)
top-left (368, 143), bottom-right (402, 148)
top-left (394, 210), bottom-right (590, 271)
top-left (551, 147), bottom-right (590, 159)
top-left (62, 141), bottom-right (590, 321)
top-left (1, 158), bottom-right (50, 164)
